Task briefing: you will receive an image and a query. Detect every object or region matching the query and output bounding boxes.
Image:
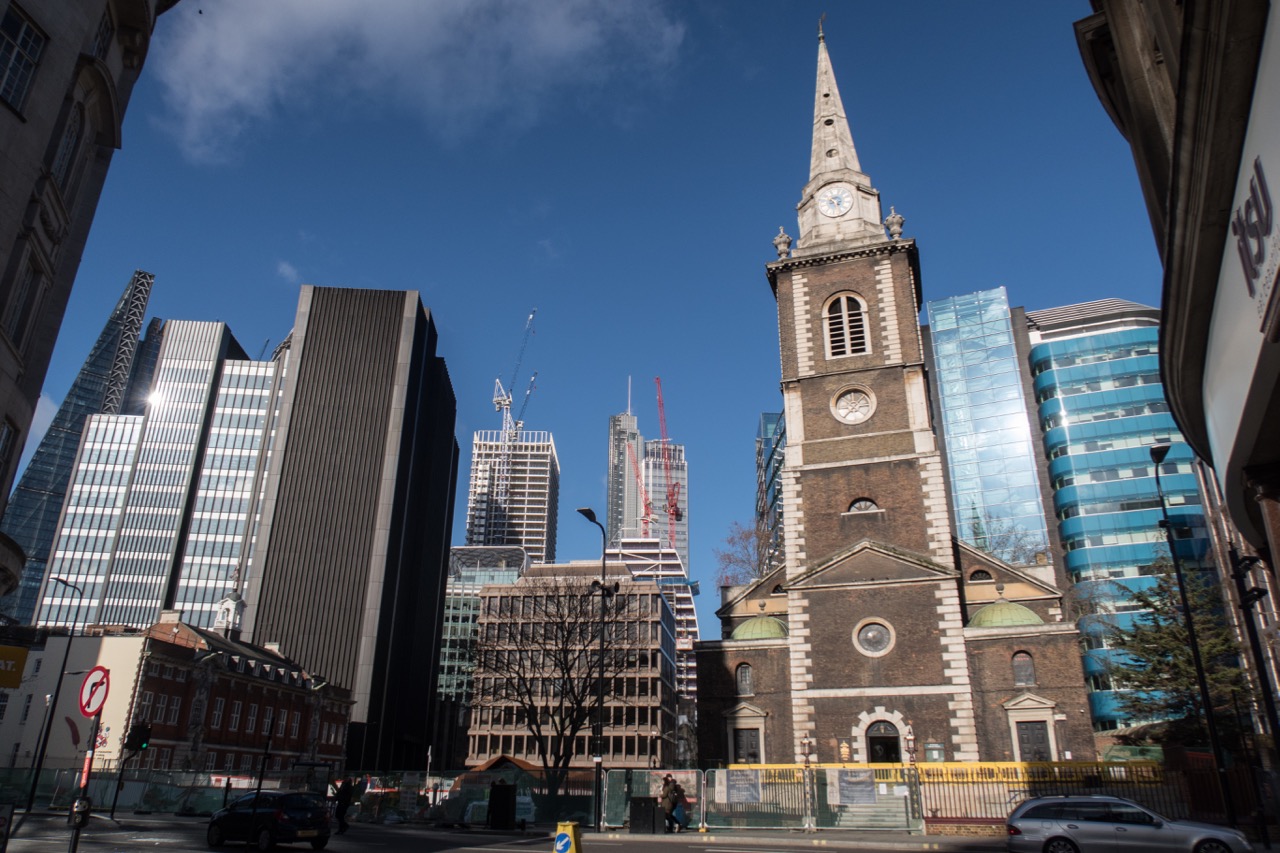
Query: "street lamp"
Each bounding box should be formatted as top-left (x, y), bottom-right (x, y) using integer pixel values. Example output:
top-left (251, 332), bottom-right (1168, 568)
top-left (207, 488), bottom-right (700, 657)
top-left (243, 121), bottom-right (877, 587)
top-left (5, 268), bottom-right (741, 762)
top-left (25, 577), bottom-right (84, 813)
top-left (1149, 443), bottom-right (1234, 826)
top-left (799, 736), bottom-right (815, 832)
top-left (577, 507), bottom-right (608, 833)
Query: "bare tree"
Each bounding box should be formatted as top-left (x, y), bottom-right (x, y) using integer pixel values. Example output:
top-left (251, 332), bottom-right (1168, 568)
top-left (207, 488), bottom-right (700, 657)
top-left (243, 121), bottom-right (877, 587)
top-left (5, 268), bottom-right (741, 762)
top-left (961, 505), bottom-right (1050, 567)
top-left (714, 520), bottom-right (772, 587)
top-left (471, 573), bottom-right (643, 801)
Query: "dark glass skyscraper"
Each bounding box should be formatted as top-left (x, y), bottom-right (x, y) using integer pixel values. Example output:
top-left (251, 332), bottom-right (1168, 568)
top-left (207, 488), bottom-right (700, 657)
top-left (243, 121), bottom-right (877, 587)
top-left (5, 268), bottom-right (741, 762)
top-left (0, 270), bottom-right (158, 624)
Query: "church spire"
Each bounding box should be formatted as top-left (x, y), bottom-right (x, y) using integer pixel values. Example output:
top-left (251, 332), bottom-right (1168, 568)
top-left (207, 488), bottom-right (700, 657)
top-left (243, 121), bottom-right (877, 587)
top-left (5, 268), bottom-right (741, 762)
top-left (809, 22), bottom-right (861, 181)
top-left (794, 27), bottom-right (887, 255)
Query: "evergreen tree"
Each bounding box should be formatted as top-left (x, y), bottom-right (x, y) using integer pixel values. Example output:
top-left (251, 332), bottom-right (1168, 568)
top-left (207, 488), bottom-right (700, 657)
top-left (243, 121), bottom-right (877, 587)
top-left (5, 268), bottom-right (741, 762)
top-left (1108, 565), bottom-right (1247, 748)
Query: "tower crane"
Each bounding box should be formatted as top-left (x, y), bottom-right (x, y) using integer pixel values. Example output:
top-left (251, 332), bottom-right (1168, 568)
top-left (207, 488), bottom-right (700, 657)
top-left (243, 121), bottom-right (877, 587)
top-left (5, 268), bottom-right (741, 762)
top-left (654, 377), bottom-right (682, 551)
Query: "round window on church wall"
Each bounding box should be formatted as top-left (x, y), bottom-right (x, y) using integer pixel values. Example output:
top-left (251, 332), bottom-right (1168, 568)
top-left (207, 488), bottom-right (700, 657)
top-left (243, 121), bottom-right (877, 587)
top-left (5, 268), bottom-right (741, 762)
top-left (853, 619), bottom-right (895, 657)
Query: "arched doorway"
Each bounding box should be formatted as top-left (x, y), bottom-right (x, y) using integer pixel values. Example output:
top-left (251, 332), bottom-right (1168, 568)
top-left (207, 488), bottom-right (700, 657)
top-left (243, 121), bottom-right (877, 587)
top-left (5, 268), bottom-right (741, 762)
top-left (866, 721), bottom-right (901, 763)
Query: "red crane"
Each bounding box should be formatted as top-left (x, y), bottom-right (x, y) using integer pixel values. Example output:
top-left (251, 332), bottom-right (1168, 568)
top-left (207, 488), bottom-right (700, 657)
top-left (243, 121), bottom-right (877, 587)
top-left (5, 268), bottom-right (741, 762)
top-left (654, 377), bottom-right (682, 551)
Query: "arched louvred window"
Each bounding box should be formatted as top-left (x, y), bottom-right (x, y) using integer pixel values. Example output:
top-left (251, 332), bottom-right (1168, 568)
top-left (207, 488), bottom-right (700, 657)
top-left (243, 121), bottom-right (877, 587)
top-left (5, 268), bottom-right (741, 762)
top-left (1012, 651), bottom-right (1035, 686)
top-left (52, 103), bottom-right (85, 191)
top-left (969, 569), bottom-right (994, 582)
top-left (825, 293), bottom-right (868, 358)
top-left (848, 498), bottom-right (878, 513)
top-left (735, 663), bottom-right (754, 695)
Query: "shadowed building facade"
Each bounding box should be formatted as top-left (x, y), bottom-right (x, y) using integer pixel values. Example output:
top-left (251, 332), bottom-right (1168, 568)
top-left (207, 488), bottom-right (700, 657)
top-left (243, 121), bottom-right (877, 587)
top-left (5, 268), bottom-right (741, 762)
top-left (242, 287), bottom-right (458, 771)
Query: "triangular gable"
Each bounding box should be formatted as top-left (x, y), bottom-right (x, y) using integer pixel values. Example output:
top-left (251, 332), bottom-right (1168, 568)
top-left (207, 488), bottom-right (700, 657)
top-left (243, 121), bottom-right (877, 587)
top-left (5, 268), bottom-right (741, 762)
top-left (789, 539), bottom-right (956, 589)
top-left (715, 562), bottom-right (789, 620)
top-left (956, 540), bottom-right (1062, 598)
top-left (1002, 691), bottom-right (1057, 712)
top-left (723, 701), bottom-right (769, 720)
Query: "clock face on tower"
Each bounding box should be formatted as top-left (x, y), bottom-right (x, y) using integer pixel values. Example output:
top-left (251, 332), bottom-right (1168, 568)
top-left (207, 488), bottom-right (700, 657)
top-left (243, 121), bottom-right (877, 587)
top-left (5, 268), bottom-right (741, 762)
top-left (832, 387), bottom-right (875, 424)
top-left (817, 184), bottom-right (854, 218)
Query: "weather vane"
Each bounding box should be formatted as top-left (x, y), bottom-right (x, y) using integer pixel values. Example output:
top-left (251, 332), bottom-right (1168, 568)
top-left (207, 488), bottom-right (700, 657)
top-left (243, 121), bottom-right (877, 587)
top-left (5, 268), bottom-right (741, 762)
top-left (818, 14), bottom-right (826, 41)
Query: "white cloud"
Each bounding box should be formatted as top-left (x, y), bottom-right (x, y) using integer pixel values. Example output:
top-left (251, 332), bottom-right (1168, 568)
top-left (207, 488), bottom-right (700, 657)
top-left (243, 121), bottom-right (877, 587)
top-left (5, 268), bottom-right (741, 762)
top-left (151, 0), bottom-right (685, 163)
top-left (277, 260), bottom-right (300, 283)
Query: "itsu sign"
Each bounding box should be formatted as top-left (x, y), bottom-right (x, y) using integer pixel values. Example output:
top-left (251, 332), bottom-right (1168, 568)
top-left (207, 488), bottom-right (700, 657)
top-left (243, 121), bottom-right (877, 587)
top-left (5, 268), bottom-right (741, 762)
top-left (1231, 157), bottom-right (1280, 322)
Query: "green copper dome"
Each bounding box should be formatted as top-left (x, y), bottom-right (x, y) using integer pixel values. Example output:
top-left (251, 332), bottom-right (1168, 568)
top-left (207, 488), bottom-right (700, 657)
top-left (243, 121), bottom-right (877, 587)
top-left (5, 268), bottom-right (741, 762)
top-left (968, 599), bottom-right (1044, 628)
top-left (731, 615), bottom-right (788, 640)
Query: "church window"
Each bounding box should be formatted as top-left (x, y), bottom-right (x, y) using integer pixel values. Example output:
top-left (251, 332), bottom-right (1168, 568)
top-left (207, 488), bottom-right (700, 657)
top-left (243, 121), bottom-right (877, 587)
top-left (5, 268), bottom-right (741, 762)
top-left (52, 103), bottom-right (85, 192)
top-left (847, 498), bottom-right (878, 513)
top-left (735, 663), bottom-right (754, 696)
top-left (854, 619), bottom-right (895, 657)
top-left (1012, 651), bottom-right (1035, 686)
top-left (824, 293), bottom-right (868, 358)
top-left (969, 569), bottom-right (993, 582)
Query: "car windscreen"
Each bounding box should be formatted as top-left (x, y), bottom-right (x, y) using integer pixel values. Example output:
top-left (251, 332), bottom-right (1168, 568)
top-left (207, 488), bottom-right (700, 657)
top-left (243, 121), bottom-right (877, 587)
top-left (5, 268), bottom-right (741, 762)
top-left (282, 793), bottom-right (326, 810)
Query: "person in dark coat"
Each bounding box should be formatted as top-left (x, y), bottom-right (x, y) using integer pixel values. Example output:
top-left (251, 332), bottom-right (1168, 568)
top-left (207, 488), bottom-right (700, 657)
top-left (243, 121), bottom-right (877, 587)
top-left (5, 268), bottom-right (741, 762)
top-left (334, 777), bottom-right (353, 835)
top-left (659, 774), bottom-right (677, 833)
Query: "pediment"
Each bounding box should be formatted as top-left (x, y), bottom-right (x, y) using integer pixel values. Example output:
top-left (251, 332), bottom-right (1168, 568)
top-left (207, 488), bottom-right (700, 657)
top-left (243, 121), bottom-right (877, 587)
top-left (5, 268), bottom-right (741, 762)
top-left (1002, 691), bottom-right (1057, 712)
top-left (716, 563), bottom-right (789, 620)
top-left (724, 701), bottom-right (768, 720)
top-left (958, 540), bottom-right (1063, 600)
top-left (789, 540), bottom-right (956, 589)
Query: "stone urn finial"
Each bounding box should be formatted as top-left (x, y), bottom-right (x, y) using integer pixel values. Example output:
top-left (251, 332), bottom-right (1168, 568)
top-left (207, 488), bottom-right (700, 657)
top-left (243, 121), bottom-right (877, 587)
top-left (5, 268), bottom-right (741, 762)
top-left (773, 226), bottom-right (793, 258)
top-left (884, 206), bottom-right (904, 240)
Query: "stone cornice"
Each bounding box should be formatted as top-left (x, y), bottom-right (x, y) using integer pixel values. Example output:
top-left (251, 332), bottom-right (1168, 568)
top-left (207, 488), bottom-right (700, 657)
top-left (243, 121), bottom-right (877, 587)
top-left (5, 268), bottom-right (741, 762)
top-left (766, 239), bottom-right (916, 294)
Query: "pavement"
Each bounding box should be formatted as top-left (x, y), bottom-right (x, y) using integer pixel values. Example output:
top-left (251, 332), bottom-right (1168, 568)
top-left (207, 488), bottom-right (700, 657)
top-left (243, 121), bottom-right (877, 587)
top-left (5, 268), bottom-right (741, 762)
top-left (10, 809), bottom-right (1009, 852)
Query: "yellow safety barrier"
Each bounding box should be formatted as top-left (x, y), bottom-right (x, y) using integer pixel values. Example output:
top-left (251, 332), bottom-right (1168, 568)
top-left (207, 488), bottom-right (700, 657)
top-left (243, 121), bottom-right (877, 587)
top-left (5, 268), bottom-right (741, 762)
top-left (554, 820), bottom-right (581, 853)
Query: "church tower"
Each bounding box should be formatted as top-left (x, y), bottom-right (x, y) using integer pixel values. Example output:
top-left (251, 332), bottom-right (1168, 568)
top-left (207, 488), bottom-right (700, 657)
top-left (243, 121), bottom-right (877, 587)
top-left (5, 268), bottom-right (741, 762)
top-left (770, 27), bottom-right (952, 577)
top-left (765, 27), bottom-right (976, 763)
top-left (695, 27), bottom-right (1094, 776)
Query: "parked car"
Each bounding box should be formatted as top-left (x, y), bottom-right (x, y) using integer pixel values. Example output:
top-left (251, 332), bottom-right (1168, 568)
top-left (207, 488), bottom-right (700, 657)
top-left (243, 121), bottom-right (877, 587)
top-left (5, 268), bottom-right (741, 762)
top-left (207, 790), bottom-right (331, 850)
top-left (1007, 795), bottom-right (1253, 853)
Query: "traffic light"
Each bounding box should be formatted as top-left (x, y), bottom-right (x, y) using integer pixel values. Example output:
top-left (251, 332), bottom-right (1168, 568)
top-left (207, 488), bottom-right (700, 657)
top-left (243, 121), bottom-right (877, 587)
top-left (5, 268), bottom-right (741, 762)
top-left (124, 723), bottom-right (151, 751)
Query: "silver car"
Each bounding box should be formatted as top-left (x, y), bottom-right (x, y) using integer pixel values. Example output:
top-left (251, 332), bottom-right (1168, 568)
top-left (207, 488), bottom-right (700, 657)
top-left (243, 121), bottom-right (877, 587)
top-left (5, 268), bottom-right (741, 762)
top-left (1006, 795), bottom-right (1253, 853)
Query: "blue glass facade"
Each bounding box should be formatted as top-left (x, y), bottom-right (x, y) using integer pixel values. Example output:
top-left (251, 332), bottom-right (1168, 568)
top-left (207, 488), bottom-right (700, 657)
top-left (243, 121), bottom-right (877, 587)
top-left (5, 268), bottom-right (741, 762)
top-left (926, 289), bottom-right (1051, 566)
top-left (1029, 322), bottom-right (1213, 728)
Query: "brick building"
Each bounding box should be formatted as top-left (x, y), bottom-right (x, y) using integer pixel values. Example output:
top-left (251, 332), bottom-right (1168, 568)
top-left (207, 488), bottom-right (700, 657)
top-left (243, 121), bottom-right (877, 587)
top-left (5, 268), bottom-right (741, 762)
top-left (696, 30), bottom-right (1094, 768)
top-left (129, 611), bottom-right (351, 778)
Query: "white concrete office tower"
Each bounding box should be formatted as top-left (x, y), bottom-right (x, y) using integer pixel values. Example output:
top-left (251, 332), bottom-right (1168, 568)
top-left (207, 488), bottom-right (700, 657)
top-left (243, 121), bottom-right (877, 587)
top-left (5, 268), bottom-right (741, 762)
top-left (612, 538), bottom-right (700, 701)
top-left (465, 431), bottom-right (560, 563)
top-left (642, 440), bottom-right (690, 571)
top-left (606, 412), bottom-right (645, 545)
top-left (35, 321), bottom-right (273, 631)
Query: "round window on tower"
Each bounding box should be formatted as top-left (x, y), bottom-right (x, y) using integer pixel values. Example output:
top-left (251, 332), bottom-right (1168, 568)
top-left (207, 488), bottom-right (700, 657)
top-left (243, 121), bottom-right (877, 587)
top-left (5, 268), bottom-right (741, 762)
top-left (853, 618), bottom-right (895, 658)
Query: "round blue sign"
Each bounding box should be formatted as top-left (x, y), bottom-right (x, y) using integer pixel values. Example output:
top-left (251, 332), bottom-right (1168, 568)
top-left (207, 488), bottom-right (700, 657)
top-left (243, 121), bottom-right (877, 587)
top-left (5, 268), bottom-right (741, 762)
top-left (554, 832), bottom-right (572, 853)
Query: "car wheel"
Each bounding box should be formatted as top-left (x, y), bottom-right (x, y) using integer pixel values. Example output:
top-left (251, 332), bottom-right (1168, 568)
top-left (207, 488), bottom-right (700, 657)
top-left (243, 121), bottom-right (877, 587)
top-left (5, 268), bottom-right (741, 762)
top-left (1196, 841), bottom-right (1233, 853)
top-left (1044, 839), bottom-right (1079, 853)
top-left (206, 823), bottom-right (226, 848)
top-left (254, 827), bottom-right (274, 851)
top-left (310, 839), bottom-right (328, 851)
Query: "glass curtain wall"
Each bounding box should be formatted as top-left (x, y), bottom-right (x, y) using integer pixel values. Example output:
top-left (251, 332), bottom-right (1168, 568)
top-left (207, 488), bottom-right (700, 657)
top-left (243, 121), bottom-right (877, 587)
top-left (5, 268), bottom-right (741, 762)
top-left (926, 288), bottom-right (1051, 566)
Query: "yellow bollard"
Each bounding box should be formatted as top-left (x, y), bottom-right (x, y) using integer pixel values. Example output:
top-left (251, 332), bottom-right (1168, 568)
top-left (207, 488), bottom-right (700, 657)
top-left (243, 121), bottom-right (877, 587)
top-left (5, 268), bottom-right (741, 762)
top-left (554, 820), bottom-right (582, 853)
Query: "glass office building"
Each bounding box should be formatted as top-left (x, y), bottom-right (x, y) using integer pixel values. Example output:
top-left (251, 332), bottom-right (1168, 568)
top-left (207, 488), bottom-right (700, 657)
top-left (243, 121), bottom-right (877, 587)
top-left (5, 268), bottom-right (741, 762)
top-left (756, 412), bottom-right (785, 577)
top-left (1027, 300), bottom-right (1214, 728)
top-left (926, 288), bottom-right (1052, 568)
top-left (0, 271), bottom-right (159, 625)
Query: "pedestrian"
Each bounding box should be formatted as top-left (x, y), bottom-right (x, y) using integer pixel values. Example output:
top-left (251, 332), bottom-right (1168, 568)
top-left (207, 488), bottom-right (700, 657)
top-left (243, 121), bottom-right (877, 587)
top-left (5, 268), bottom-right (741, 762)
top-left (659, 774), bottom-right (677, 833)
top-left (673, 783), bottom-right (690, 832)
top-left (334, 777), bottom-right (353, 835)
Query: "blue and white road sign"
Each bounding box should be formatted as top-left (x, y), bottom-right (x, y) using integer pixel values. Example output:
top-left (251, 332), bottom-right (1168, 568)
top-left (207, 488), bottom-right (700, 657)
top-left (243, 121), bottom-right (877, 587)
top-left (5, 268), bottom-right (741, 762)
top-left (554, 832), bottom-right (572, 853)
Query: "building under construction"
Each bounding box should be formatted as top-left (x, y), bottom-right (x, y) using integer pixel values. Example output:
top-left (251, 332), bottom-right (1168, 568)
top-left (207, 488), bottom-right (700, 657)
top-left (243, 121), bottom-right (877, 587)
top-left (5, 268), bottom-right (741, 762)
top-left (464, 430), bottom-right (560, 563)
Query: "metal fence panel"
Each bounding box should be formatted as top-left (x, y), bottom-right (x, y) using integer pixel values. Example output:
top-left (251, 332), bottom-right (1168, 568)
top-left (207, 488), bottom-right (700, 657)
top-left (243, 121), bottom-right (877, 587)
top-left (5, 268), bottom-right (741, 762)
top-left (604, 768), bottom-right (700, 829)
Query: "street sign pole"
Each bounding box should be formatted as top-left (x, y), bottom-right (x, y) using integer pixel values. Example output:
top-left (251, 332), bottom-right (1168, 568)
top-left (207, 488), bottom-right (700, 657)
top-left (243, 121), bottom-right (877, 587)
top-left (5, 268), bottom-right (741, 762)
top-left (69, 667), bottom-right (108, 853)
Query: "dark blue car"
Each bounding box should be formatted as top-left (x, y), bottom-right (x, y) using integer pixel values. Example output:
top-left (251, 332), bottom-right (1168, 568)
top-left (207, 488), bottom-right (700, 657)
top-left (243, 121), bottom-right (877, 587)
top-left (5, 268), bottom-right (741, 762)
top-left (207, 790), bottom-right (330, 850)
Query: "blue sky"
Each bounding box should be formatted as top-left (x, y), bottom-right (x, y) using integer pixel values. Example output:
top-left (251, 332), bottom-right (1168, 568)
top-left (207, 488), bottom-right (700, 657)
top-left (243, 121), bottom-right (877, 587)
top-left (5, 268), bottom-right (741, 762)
top-left (27, 1), bottom-right (1162, 633)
